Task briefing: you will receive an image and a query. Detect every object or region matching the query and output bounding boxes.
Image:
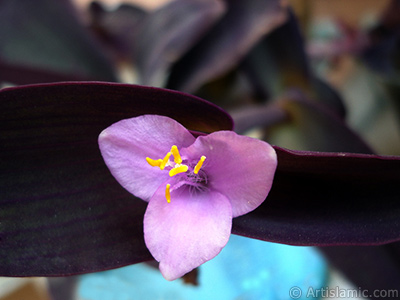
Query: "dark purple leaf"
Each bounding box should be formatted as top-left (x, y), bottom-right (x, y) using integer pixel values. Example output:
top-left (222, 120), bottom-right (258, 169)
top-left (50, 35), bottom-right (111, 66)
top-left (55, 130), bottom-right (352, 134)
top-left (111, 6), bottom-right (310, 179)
top-left (0, 0), bottom-right (117, 83)
top-left (268, 91), bottom-right (373, 153)
top-left (88, 1), bottom-right (148, 60)
top-left (233, 90), bottom-right (373, 153)
top-left (241, 10), bottom-right (347, 117)
top-left (0, 82), bottom-right (232, 277)
top-left (383, 80), bottom-right (400, 128)
top-left (362, 0), bottom-right (400, 76)
top-left (134, 0), bottom-right (225, 86)
top-left (166, 0), bottom-right (288, 93)
top-left (232, 146), bottom-right (400, 246)
top-left (242, 11), bottom-right (310, 98)
top-left (230, 102), bottom-right (288, 134)
top-left (360, 0), bottom-right (400, 129)
top-left (1, 82), bottom-right (399, 278)
top-left (320, 244), bottom-right (400, 299)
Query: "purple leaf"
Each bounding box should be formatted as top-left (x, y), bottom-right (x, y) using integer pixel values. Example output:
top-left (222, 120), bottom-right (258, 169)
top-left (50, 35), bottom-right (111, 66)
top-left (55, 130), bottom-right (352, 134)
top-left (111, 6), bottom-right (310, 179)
top-left (242, 10), bottom-right (346, 117)
top-left (362, 0), bottom-right (400, 77)
top-left (266, 90), bottom-right (373, 153)
top-left (0, 0), bottom-right (116, 83)
top-left (230, 102), bottom-right (289, 134)
top-left (0, 82), bottom-right (232, 277)
top-left (320, 244), bottom-right (400, 298)
top-left (166, 0), bottom-right (288, 92)
top-left (232, 146), bottom-right (400, 246)
top-left (88, 2), bottom-right (148, 60)
top-left (361, 0), bottom-right (400, 127)
top-left (232, 90), bottom-right (373, 153)
top-left (0, 82), bottom-right (399, 277)
top-left (134, 0), bottom-right (225, 86)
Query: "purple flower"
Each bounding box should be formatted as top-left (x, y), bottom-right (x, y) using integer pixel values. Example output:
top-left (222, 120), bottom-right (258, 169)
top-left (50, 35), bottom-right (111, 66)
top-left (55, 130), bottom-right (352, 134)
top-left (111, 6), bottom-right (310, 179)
top-left (98, 115), bottom-right (277, 280)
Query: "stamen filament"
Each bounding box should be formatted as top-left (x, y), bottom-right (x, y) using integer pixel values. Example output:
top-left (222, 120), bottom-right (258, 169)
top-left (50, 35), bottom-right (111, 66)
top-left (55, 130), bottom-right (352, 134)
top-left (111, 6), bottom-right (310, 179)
top-left (146, 157), bottom-right (162, 167)
top-left (170, 145), bottom-right (182, 164)
top-left (165, 184), bottom-right (171, 203)
top-left (169, 164), bottom-right (189, 177)
top-left (160, 152), bottom-right (172, 170)
top-left (194, 156), bottom-right (206, 174)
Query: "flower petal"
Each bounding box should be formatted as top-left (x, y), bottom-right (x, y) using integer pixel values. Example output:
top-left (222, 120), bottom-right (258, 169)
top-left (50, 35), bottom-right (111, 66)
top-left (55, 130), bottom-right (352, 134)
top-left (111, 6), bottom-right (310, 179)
top-left (98, 115), bottom-right (195, 201)
top-left (183, 131), bottom-right (277, 217)
top-left (144, 185), bottom-right (232, 280)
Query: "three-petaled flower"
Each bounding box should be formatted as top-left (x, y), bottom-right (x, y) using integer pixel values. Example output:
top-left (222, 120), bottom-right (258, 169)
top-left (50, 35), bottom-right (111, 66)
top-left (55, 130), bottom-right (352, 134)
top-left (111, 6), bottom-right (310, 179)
top-left (98, 115), bottom-right (277, 280)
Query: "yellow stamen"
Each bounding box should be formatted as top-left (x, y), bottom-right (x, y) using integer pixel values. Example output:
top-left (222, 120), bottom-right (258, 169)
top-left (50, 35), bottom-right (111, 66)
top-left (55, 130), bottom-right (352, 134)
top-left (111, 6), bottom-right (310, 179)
top-left (146, 157), bottom-right (162, 167)
top-left (194, 156), bottom-right (206, 174)
top-left (165, 184), bottom-right (171, 203)
top-left (169, 164), bottom-right (189, 177)
top-left (160, 152), bottom-right (172, 170)
top-left (170, 145), bottom-right (182, 164)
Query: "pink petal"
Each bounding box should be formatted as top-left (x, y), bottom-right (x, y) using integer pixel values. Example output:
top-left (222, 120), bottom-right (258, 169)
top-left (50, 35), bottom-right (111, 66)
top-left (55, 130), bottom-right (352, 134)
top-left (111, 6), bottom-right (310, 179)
top-left (183, 131), bottom-right (277, 217)
top-left (144, 184), bottom-right (232, 280)
top-left (98, 115), bottom-right (195, 201)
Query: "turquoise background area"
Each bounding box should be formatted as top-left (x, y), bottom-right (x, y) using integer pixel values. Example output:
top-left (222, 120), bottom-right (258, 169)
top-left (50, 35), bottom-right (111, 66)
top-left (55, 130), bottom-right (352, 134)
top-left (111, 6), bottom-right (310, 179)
top-left (78, 234), bottom-right (327, 300)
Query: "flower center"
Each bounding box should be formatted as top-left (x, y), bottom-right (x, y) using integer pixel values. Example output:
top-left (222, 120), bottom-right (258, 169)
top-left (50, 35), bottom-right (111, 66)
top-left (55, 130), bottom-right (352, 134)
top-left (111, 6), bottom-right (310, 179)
top-left (146, 145), bottom-right (206, 203)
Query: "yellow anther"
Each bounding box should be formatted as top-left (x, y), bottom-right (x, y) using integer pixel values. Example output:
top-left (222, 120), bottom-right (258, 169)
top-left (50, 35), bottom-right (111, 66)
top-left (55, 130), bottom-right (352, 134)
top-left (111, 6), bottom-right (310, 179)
top-left (194, 156), bottom-right (206, 174)
top-left (160, 152), bottom-right (172, 170)
top-left (146, 157), bottom-right (163, 167)
top-left (170, 145), bottom-right (182, 164)
top-left (169, 164), bottom-right (189, 177)
top-left (165, 184), bottom-right (171, 203)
